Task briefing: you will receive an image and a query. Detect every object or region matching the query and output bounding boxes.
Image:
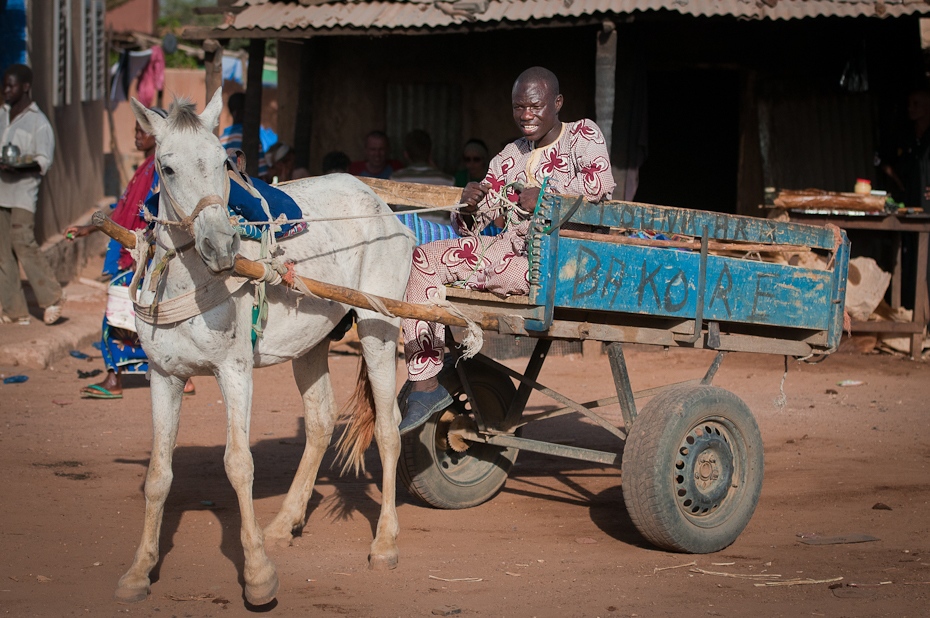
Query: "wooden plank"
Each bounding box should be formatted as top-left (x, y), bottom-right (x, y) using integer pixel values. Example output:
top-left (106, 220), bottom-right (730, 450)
top-left (560, 229), bottom-right (811, 254)
top-left (552, 237), bottom-right (833, 331)
top-left (562, 197), bottom-right (837, 250)
top-left (356, 177), bottom-right (463, 208)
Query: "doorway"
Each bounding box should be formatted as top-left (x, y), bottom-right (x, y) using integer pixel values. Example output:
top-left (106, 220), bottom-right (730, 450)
top-left (635, 69), bottom-right (740, 214)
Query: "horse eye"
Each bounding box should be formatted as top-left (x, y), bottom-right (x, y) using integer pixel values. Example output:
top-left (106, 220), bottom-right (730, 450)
top-left (162, 166), bottom-right (175, 176)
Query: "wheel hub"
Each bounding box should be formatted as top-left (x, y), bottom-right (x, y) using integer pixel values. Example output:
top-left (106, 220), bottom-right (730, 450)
top-left (674, 423), bottom-right (734, 517)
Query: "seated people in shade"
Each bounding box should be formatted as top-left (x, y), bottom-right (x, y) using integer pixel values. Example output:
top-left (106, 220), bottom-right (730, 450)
top-left (398, 66), bottom-right (615, 434)
top-left (348, 130), bottom-right (403, 179)
top-left (322, 150), bottom-right (351, 174)
top-left (65, 109), bottom-right (194, 399)
top-left (220, 92), bottom-right (269, 178)
top-left (454, 138), bottom-right (490, 188)
top-left (391, 129), bottom-right (456, 187)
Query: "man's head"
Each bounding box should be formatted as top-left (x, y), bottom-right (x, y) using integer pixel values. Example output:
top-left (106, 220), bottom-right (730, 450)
top-left (322, 150), bottom-right (350, 174)
top-left (364, 131), bottom-right (389, 172)
top-left (2, 64), bottom-right (33, 108)
top-left (227, 92), bottom-right (246, 123)
top-left (462, 139), bottom-right (489, 181)
top-left (512, 67), bottom-right (563, 148)
top-left (908, 84), bottom-right (930, 123)
top-left (403, 129), bottom-right (432, 165)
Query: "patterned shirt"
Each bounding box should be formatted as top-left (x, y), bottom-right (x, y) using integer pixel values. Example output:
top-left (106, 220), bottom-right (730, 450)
top-left (451, 119), bottom-right (615, 250)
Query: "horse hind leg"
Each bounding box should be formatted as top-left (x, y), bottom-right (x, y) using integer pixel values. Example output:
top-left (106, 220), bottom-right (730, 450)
top-left (215, 363), bottom-right (279, 606)
top-left (264, 343), bottom-right (337, 547)
top-left (355, 314), bottom-right (402, 571)
top-left (114, 370), bottom-right (185, 603)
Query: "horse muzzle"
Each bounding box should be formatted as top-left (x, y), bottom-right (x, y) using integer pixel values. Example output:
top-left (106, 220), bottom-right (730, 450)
top-left (194, 202), bottom-right (240, 272)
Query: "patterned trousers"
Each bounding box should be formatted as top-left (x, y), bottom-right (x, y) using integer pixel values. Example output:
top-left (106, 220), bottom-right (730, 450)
top-left (403, 234), bottom-right (529, 381)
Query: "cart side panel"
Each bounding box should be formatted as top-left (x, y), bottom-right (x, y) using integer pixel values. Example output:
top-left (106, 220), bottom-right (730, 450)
top-left (552, 238), bottom-right (834, 331)
top-left (568, 199), bottom-right (837, 250)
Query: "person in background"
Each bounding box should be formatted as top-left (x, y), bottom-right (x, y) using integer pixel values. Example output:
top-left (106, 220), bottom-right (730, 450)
top-left (65, 108), bottom-right (194, 399)
top-left (454, 138), bottom-right (490, 188)
top-left (883, 84), bottom-right (930, 210)
top-left (0, 63), bottom-right (64, 326)
top-left (398, 66), bottom-right (615, 434)
top-left (263, 141), bottom-right (295, 184)
top-left (220, 92), bottom-right (269, 178)
top-left (391, 129), bottom-right (455, 187)
top-left (348, 130), bottom-right (403, 179)
top-left (322, 151), bottom-right (351, 174)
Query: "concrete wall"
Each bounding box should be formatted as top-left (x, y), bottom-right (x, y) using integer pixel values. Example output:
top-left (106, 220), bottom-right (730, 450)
top-left (105, 0), bottom-right (158, 36)
top-left (28, 0), bottom-right (105, 262)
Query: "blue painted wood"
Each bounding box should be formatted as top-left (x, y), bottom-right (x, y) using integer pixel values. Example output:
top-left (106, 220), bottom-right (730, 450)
top-left (551, 238), bottom-right (833, 331)
top-left (826, 229), bottom-right (851, 351)
top-left (559, 198), bottom-right (836, 250)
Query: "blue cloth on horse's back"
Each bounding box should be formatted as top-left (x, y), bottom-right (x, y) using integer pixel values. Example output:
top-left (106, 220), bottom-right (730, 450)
top-left (396, 212), bottom-right (503, 246)
top-left (144, 176), bottom-right (305, 239)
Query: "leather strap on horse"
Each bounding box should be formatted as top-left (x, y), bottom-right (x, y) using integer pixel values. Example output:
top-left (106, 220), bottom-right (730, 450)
top-left (134, 273), bottom-right (249, 325)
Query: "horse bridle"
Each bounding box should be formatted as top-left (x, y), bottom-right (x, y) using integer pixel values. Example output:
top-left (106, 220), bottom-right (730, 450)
top-left (154, 158), bottom-right (230, 235)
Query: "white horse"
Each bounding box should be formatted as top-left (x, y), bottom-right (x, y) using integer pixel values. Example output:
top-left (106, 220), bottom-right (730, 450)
top-left (115, 90), bottom-right (414, 605)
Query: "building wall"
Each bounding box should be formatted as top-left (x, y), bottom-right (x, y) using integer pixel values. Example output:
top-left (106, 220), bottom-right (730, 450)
top-left (105, 0), bottom-right (158, 35)
top-left (27, 0), bottom-right (105, 247)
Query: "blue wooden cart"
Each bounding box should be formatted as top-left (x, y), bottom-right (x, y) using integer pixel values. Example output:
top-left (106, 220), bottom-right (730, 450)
top-left (394, 193), bottom-right (850, 554)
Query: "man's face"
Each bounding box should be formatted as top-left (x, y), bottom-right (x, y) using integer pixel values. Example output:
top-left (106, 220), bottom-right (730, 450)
top-left (365, 135), bottom-right (388, 170)
top-left (512, 80), bottom-right (563, 146)
top-left (134, 122), bottom-right (156, 153)
top-left (908, 92), bottom-right (930, 122)
top-left (463, 145), bottom-right (487, 180)
top-left (2, 74), bottom-right (28, 107)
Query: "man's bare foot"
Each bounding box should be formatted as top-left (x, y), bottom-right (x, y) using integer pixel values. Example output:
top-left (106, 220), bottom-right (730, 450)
top-left (183, 378), bottom-right (196, 395)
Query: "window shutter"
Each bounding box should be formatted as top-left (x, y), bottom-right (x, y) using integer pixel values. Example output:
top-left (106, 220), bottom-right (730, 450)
top-left (53, 0), bottom-right (72, 106)
top-left (81, 0), bottom-right (105, 101)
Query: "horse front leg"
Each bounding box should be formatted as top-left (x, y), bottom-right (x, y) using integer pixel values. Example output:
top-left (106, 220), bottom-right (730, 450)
top-left (358, 320), bottom-right (402, 570)
top-left (215, 363), bottom-right (279, 606)
top-left (114, 370), bottom-right (185, 602)
top-left (265, 343), bottom-right (336, 546)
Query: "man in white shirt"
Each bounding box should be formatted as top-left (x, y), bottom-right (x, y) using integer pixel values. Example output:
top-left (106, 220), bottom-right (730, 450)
top-left (0, 63), bottom-right (63, 325)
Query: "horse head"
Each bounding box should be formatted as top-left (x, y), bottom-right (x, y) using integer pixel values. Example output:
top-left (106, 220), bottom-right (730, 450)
top-left (130, 89), bottom-right (240, 273)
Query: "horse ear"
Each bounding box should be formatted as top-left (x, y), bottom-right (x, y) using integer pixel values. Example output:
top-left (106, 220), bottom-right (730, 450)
top-left (200, 87), bottom-right (224, 131)
top-left (130, 97), bottom-right (165, 138)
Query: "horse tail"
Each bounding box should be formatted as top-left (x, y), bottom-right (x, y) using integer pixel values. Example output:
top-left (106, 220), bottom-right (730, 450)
top-left (334, 357), bottom-right (377, 476)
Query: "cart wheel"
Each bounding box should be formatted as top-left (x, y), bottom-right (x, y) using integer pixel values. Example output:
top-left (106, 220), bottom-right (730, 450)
top-left (399, 363), bottom-right (519, 509)
top-left (621, 385), bottom-right (763, 553)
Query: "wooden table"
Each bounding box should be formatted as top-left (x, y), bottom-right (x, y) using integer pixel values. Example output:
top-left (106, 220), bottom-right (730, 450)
top-left (786, 210), bottom-right (929, 359)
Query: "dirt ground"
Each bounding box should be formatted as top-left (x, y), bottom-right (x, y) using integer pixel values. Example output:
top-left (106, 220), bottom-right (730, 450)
top-left (1, 340), bottom-right (929, 618)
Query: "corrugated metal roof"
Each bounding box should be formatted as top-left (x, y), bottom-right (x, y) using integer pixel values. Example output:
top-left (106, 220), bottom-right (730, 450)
top-left (218, 0), bottom-right (930, 35)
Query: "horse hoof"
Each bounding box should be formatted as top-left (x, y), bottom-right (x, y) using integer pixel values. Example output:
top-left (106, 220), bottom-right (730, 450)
top-left (245, 573), bottom-right (279, 606)
top-left (113, 584), bottom-right (149, 603)
top-left (368, 551), bottom-right (399, 571)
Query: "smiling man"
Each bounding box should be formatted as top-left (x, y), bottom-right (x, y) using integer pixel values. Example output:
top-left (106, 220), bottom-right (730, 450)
top-left (399, 66), bottom-right (616, 435)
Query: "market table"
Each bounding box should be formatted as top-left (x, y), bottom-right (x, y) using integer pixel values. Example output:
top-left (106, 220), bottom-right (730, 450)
top-left (785, 210), bottom-right (929, 359)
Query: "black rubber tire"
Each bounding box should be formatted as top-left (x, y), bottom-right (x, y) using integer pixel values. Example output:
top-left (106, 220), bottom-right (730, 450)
top-left (621, 385), bottom-right (764, 553)
top-left (398, 363), bottom-right (519, 509)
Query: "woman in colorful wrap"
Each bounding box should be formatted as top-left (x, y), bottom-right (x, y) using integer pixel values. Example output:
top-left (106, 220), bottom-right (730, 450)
top-left (66, 109), bottom-right (194, 399)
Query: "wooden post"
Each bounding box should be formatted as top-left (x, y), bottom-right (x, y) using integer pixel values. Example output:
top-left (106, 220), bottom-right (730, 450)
top-left (243, 38), bottom-right (265, 178)
top-left (203, 39), bottom-right (224, 137)
top-left (595, 20), bottom-right (617, 152)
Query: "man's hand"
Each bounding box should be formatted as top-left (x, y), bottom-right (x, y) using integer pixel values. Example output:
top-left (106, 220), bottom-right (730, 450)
top-left (64, 225), bottom-right (94, 240)
top-left (461, 181), bottom-right (489, 213)
top-left (517, 187), bottom-right (541, 214)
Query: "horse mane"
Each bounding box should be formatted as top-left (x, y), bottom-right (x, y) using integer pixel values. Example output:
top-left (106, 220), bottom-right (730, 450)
top-left (166, 98), bottom-right (206, 132)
